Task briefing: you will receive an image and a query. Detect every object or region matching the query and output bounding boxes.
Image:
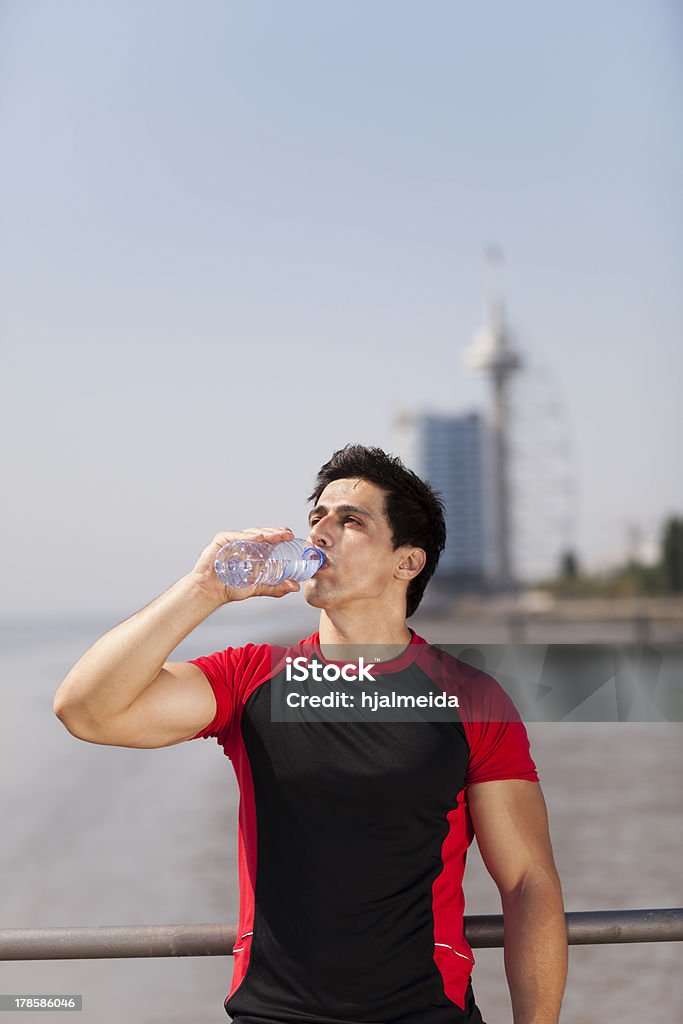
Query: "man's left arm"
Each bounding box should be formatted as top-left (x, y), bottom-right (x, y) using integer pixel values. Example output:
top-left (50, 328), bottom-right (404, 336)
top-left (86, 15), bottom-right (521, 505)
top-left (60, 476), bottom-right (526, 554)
top-left (468, 779), bottom-right (568, 1024)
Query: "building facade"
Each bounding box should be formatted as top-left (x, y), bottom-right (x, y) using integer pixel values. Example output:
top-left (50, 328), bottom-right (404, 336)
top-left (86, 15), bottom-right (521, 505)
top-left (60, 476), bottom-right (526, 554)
top-left (394, 411), bottom-right (493, 589)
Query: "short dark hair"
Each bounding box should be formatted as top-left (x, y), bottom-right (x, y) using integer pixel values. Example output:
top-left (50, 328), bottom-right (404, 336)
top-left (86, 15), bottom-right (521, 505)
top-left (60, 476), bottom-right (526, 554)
top-left (308, 444), bottom-right (446, 617)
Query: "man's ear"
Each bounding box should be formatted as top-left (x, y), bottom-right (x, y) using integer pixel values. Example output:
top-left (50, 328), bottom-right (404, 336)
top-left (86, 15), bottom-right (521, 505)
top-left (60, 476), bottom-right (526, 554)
top-left (395, 547), bottom-right (427, 580)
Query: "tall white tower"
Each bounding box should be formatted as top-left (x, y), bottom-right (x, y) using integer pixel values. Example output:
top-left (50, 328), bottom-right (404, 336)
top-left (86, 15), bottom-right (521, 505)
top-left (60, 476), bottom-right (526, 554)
top-left (461, 249), bottom-right (523, 590)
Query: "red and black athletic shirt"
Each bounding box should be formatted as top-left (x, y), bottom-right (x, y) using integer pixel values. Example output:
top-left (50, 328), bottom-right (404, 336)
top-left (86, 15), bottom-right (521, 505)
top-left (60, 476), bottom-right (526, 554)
top-left (189, 630), bottom-right (538, 1024)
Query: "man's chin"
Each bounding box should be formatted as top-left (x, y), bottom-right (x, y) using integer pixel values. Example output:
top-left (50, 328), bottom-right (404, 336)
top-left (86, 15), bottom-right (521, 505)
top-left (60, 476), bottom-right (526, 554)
top-left (303, 578), bottom-right (329, 609)
top-left (303, 585), bottom-right (325, 609)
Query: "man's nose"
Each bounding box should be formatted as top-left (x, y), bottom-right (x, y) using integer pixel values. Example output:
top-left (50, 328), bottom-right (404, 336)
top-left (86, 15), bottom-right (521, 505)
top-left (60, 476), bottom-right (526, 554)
top-left (309, 518), bottom-right (332, 548)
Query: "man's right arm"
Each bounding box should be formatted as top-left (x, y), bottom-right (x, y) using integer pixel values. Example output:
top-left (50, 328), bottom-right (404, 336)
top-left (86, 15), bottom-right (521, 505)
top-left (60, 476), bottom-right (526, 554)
top-left (53, 528), bottom-right (299, 749)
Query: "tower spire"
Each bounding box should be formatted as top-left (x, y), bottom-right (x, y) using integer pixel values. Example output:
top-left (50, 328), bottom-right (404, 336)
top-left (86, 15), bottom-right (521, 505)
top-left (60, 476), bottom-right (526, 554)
top-left (462, 247), bottom-right (523, 590)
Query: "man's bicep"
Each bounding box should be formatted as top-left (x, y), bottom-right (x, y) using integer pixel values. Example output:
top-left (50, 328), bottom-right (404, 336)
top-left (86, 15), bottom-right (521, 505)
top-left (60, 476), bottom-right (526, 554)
top-left (91, 662), bottom-right (219, 749)
top-left (468, 779), bottom-right (559, 898)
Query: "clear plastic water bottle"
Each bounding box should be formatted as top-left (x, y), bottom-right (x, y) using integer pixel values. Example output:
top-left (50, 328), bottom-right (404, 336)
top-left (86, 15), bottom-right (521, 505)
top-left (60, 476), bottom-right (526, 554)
top-left (214, 537), bottom-right (326, 589)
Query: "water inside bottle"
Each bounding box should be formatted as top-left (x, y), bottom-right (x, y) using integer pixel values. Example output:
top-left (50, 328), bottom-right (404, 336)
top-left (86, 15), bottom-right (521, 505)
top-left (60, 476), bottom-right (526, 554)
top-left (287, 548), bottom-right (326, 581)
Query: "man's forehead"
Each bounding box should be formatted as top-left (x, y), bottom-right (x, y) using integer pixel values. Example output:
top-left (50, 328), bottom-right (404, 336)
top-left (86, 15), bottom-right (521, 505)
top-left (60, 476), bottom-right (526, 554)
top-left (316, 477), bottom-right (387, 510)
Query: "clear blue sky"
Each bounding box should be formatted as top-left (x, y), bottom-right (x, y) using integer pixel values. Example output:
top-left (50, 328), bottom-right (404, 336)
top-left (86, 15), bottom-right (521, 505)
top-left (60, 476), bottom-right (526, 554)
top-left (1, 0), bottom-right (681, 617)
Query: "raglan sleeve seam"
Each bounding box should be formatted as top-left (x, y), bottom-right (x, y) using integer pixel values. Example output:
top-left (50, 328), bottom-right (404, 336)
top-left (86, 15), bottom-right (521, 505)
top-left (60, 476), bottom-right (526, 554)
top-left (187, 647), bottom-right (238, 745)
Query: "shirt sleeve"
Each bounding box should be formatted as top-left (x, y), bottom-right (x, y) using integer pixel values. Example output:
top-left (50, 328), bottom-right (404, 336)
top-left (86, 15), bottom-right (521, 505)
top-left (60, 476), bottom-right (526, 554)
top-left (463, 671), bottom-right (539, 786)
top-left (187, 647), bottom-right (238, 745)
top-left (187, 642), bottom-right (275, 751)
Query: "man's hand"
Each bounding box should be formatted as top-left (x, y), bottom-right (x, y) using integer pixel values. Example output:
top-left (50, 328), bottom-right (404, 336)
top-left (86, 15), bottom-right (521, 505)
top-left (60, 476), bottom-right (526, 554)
top-left (190, 527), bottom-right (302, 605)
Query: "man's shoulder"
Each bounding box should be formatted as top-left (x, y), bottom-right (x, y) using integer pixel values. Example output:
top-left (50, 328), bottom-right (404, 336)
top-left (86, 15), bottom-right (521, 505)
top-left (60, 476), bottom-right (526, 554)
top-left (412, 636), bottom-right (485, 679)
top-left (413, 639), bottom-right (516, 709)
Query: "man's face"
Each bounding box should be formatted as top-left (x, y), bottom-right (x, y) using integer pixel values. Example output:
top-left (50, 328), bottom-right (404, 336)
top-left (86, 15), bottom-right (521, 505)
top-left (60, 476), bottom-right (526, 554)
top-left (303, 477), bottom-right (404, 611)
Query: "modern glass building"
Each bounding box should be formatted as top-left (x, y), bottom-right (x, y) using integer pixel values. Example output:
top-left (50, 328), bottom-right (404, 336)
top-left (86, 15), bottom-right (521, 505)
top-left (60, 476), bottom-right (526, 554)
top-left (394, 411), bottom-right (492, 587)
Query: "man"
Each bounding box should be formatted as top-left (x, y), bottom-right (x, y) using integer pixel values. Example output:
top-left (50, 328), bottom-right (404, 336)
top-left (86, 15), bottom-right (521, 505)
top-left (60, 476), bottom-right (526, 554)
top-left (54, 444), bottom-right (567, 1024)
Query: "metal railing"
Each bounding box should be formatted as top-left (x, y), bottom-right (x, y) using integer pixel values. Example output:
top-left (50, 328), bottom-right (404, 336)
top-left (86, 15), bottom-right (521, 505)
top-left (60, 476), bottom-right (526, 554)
top-left (1, 909), bottom-right (681, 961)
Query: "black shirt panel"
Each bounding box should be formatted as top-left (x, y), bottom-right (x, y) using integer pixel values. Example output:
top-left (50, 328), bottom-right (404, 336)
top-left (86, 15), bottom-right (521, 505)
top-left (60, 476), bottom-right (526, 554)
top-left (226, 666), bottom-right (477, 1024)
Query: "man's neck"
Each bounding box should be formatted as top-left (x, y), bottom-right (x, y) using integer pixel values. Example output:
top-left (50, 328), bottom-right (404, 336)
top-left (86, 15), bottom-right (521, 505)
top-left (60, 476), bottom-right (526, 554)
top-left (316, 608), bottom-right (412, 662)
